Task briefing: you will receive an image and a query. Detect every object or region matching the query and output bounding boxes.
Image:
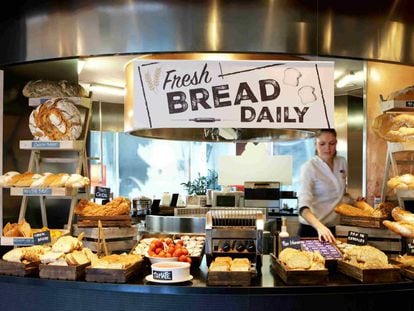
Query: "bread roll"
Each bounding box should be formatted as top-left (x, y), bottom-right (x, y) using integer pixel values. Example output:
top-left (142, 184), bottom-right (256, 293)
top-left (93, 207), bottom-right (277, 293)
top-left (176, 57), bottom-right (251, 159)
top-left (386, 85), bottom-right (414, 101)
top-left (383, 220), bottom-right (414, 238)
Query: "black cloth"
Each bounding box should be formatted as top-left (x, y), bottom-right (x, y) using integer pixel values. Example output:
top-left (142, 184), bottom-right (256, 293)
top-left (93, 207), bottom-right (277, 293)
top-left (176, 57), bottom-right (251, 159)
top-left (298, 223), bottom-right (336, 238)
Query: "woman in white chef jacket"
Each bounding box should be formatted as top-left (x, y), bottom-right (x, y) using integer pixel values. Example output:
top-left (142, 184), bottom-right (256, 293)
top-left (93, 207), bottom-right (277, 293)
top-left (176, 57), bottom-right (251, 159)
top-left (298, 128), bottom-right (352, 243)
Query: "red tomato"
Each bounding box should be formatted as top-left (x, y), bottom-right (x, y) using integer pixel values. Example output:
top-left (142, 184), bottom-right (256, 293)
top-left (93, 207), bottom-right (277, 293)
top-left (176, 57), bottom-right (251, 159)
top-left (179, 255), bottom-right (188, 262)
top-left (164, 238), bottom-right (173, 245)
top-left (186, 257), bottom-right (192, 264)
top-left (155, 240), bottom-right (163, 249)
top-left (181, 248), bottom-right (189, 255)
top-left (175, 240), bottom-right (184, 247)
top-left (173, 249), bottom-right (183, 257)
top-left (155, 247), bottom-right (163, 255)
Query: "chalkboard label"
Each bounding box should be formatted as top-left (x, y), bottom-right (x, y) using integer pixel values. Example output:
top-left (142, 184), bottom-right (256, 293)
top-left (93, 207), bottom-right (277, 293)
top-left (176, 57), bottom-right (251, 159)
top-left (153, 270), bottom-right (173, 281)
top-left (32, 141), bottom-right (60, 148)
top-left (405, 101), bottom-right (414, 107)
top-left (280, 236), bottom-right (301, 250)
top-left (33, 231), bottom-right (51, 245)
top-left (347, 231), bottom-right (368, 245)
top-left (23, 188), bottom-right (52, 195)
top-left (406, 239), bottom-right (414, 255)
top-left (95, 186), bottom-right (110, 200)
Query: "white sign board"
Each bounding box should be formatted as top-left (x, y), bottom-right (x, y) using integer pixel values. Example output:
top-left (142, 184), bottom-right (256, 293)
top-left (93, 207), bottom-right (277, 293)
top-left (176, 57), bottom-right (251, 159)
top-left (125, 60), bottom-right (334, 130)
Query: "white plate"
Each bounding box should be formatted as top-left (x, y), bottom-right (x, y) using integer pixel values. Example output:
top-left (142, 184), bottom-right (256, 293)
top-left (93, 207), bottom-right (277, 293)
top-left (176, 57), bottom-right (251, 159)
top-left (145, 274), bottom-right (193, 284)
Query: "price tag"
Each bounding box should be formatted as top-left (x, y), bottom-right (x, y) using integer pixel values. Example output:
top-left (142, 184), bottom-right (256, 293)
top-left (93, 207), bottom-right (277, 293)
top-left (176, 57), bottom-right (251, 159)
top-left (33, 231), bottom-right (51, 245)
top-left (406, 239), bottom-right (414, 255)
top-left (153, 270), bottom-right (173, 281)
top-left (95, 186), bottom-right (111, 200)
top-left (31, 141), bottom-right (60, 148)
top-left (300, 239), bottom-right (343, 260)
top-left (280, 236), bottom-right (301, 250)
top-left (347, 231), bottom-right (368, 245)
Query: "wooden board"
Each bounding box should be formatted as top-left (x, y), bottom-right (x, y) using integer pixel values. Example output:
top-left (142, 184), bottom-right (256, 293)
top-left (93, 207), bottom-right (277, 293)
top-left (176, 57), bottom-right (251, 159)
top-left (85, 260), bottom-right (142, 283)
top-left (77, 215), bottom-right (131, 227)
top-left (207, 269), bottom-right (255, 286)
top-left (340, 215), bottom-right (387, 228)
top-left (337, 260), bottom-right (401, 283)
top-left (39, 263), bottom-right (89, 281)
top-left (399, 266), bottom-right (414, 280)
top-left (0, 260), bottom-right (39, 277)
top-left (270, 254), bottom-right (328, 285)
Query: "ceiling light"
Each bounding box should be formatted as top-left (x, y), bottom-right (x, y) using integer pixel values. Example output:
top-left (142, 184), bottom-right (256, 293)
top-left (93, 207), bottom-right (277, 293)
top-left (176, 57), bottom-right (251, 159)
top-left (89, 83), bottom-right (126, 96)
top-left (336, 70), bottom-right (364, 88)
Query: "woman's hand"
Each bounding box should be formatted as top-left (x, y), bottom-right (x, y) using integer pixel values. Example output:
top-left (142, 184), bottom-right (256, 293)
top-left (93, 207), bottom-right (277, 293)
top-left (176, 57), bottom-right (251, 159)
top-left (314, 223), bottom-right (336, 243)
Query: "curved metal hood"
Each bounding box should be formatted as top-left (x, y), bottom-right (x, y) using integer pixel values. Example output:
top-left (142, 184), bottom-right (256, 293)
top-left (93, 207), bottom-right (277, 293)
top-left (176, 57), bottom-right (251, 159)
top-left (128, 128), bottom-right (315, 142)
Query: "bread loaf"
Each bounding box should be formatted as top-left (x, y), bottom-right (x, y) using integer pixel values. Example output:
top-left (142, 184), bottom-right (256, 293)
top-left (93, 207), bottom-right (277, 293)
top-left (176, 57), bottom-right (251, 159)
top-left (391, 206), bottom-right (414, 223)
top-left (372, 113), bottom-right (414, 142)
top-left (354, 201), bottom-right (375, 214)
top-left (383, 220), bottom-right (414, 238)
top-left (22, 80), bottom-right (87, 98)
top-left (386, 85), bottom-right (414, 101)
top-left (29, 98), bottom-right (82, 141)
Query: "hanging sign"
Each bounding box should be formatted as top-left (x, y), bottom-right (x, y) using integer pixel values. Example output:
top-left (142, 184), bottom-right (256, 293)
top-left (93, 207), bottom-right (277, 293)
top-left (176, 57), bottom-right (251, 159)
top-left (125, 60), bottom-right (334, 130)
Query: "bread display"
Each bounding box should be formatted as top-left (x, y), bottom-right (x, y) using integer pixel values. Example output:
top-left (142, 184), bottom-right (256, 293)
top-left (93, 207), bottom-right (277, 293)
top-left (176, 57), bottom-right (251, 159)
top-left (341, 245), bottom-right (391, 269)
top-left (29, 97), bottom-right (83, 141)
top-left (23, 80), bottom-right (88, 98)
top-left (278, 247), bottom-right (325, 270)
top-left (334, 201), bottom-right (385, 218)
top-left (75, 197), bottom-right (130, 216)
top-left (0, 171), bottom-right (89, 188)
top-left (387, 174), bottom-right (414, 192)
top-left (385, 85), bottom-right (414, 101)
top-left (372, 113), bottom-right (414, 142)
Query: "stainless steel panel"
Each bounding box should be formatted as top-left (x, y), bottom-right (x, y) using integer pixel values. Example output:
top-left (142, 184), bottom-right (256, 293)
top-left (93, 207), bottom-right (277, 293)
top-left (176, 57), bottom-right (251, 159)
top-left (0, 1), bottom-right (413, 65)
top-left (145, 215), bottom-right (205, 234)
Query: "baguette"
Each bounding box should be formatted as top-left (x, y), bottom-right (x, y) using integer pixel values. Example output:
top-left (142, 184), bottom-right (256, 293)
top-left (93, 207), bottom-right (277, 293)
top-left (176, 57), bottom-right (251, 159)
top-left (383, 220), bottom-right (414, 238)
top-left (334, 203), bottom-right (372, 217)
top-left (354, 201), bottom-right (375, 213)
top-left (391, 206), bottom-right (414, 223)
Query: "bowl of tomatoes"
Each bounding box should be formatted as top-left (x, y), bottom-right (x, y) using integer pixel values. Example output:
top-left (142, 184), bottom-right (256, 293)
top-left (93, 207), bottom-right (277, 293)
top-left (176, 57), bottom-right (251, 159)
top-left (146, 237), bottom-right (192, 265)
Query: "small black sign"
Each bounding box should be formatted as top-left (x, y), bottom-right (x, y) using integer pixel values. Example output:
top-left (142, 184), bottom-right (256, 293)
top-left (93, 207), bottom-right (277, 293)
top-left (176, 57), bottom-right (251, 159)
top-left (347, 231), bottom-right (368, 245)
top-left (33, 230), bottom-right (51, 245)
top-left (95, 186), bottom-right (111, 200)
top-left (405, 101), bottom-right (414, 107)
top-left (406, 239), bottom-right (414, 255)
top-left (280, 236), bottom-right (301, 250)
top-left (153, 270), bottom-right (173, 281)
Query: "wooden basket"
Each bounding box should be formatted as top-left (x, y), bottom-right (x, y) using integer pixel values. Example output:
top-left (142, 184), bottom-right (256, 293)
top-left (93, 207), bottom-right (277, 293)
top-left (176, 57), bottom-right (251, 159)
top-left (337, 260), bottom-right (401, 283)
top-left (39, 263), bottom-right (89, 281)
top-left (339, 215), bottom-right (387, 229)
top-left (76, 215), bottom-right (131, 227)
top-left (85, 260), bottom-right (142, 283)
top-left (270, 254), bottom-right (328, 285)
top-left (0, 260), bottom-right (39, 277)
top-left (207, 269), bottom-right (255, 286)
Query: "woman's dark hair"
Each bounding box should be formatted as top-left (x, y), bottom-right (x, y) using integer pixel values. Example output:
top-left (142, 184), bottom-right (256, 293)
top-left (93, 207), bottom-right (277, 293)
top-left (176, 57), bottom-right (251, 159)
top-left (315, 128), bottom-right (337, 138)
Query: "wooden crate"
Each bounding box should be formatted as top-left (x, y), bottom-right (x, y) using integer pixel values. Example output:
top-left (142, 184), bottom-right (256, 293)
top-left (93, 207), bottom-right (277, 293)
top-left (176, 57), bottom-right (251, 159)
top-left (73, 224), bottom-right (137, 253)
top-left (337, 260), bottom-right (401, 283)
top-left (339, 215), bottom-right (387, 228)
top-left (0, 260), bottom-right (39, 277)
top-left (207, 270), bottom-right (255, 286)
top-left (76, 215), bottom-right (131, 227)
top-left (270, 254), bottom-right (328, 285)
top-left (335, 225), bottom-right (402, 255)
top-left (39, 263), bottom-right (89, 281)
top-left (85, 260), bottom-right (142, 283)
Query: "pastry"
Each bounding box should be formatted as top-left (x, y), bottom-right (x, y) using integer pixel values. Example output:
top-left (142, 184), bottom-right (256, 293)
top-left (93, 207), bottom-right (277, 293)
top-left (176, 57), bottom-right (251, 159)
top-left (391, 206), bottom-right (414, 223)
top-left (383, 220), bottom-right (414, 238)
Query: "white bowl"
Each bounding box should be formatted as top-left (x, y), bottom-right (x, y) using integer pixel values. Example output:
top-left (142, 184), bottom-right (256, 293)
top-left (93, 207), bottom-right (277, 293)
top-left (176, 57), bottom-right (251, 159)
top-left (151, 261), bottom-right (191, 282)
top-left (146, 255), bottom-right (179, 264)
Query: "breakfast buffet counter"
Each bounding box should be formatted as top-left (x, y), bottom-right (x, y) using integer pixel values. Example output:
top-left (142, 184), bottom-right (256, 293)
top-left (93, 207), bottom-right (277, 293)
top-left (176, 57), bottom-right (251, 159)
top-left (0, 255), bottom-right (413, 311)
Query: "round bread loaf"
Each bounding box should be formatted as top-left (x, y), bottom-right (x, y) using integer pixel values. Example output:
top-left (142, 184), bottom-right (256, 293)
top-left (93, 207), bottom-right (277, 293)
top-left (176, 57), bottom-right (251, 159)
top-left (29, 98), bottom-right (82, 140)
top-left (22, 80), bottom-right (87, 98)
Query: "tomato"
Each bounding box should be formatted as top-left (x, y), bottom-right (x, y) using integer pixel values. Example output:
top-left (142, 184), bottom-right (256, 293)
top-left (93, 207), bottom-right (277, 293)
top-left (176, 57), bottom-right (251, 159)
top-left (148, 250), bottom-right (156, 257)
top-left (155, 247), bottom-right (163, 255)
top-left (164, 238), bottom-right (173, 245)
top-left (168, 246), bottom-right (175, 255)
top-left (175, 240), bottom-right (184, 247)
top-left (179, 255), bottom-right (188, 262)
top-left (173, 249), bottom-right (183, 257)
top-left (155, 240), bottom-right (163, 249)
top-left (149, 242), bottom-right (157, 251)
top-left (165, 252), bottom-right (171, 257)
top-left (186, 257), bottom-right (192, 264)
top-left (158, 251), bottom-right (166, 257)
top-left (181, 248), bottom-right (189, 255)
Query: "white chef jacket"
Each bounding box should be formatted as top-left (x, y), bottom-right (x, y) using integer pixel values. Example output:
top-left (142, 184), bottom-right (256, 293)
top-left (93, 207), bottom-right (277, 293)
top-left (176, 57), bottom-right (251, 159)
top-left (298, 155), bottom-right (347, 227)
